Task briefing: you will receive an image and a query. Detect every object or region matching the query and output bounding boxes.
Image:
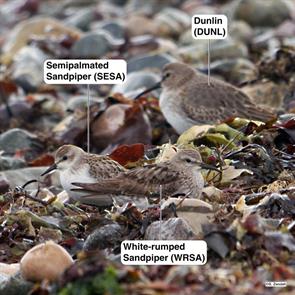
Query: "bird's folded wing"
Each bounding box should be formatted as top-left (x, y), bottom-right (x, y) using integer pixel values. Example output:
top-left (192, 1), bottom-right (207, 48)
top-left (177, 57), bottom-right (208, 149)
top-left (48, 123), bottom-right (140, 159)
top-left (183, 81), bottom-right (275, 123)
top-left (87, 155), bottom-right (126, 179)
top-left (72, 163), bottom-right (181, 197)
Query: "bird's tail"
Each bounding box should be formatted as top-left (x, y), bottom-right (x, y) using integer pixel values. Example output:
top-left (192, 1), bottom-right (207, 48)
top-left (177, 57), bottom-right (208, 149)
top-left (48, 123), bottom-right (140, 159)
top-left (246, 105), bottom-right (276, 123)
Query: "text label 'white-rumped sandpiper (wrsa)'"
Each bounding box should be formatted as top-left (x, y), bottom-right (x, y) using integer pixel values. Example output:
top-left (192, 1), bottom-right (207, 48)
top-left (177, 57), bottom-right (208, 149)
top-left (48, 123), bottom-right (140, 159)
top-left (121, 240), bottom-right (207, 265)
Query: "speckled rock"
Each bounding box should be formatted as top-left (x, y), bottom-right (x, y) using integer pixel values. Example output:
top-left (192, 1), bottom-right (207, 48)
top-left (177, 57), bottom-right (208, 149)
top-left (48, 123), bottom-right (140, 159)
top-left (71, 31), bottom-right (116, 58)
top-left (92, 20), bottom-right (125, 41)
top-left (179, 38), bottom-right (248, 63)
top-left (0, 128), bottom-right (43, 156)
top-left (154, 7), bottom-right (190, 37)
top-left (65, 7), bottom-right (96, 30)
top-left (232, 0), bottom-right (292, 27)
top-left (83, 223), bottom-right (123, 251)
top-left (12, 46), bottom-right (49, 92)
top-left (112, 71), bottom-right (161, 98)
top-left (125, 15), bottom-right (159, 37)
top-left (127, 53), bottom-right (176, 72)
top-left (145, 217), bottom-right (195, 240)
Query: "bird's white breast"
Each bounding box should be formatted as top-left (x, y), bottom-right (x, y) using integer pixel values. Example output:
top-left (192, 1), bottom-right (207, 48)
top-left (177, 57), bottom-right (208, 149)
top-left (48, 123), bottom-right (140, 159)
top-left (193, 169), bottom-right (204, 190)
top-left (159, 88), bottom-right (196, 134)
top-left (59, 165), bottom-right (96, 199)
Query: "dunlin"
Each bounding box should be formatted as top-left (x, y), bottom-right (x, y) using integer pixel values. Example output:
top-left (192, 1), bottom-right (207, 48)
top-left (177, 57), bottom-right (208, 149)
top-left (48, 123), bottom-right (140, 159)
top-left (41, 145), bottom-right (126, 205)
top-left (72, 149), bottom-right (208, 200)
top-left (136, 62), bottom-right (275, 134)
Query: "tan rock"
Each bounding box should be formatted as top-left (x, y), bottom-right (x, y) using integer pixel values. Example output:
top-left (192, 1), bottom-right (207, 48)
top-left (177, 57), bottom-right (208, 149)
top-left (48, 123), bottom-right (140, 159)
top-left (242, 81), bottom-right (289, 109)
top-left (20, 240), bottom-right (73, 282)
top-left (1, 17), bottom-right (81, 65)
top-left (125, 15), bottom-right (159, 37)
top-left (162, 198), bottom-right (214, 236)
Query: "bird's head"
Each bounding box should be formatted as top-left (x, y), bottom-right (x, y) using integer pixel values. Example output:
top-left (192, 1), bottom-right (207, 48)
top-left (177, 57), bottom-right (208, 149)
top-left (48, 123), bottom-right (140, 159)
top-left (41, 145), bottom-right (84, 176)
top-left (172, 149), bottom-right (202, 168)
top-left (172, 149), bottom-right (221, 173)
top-left (161, 62), bottom-right (195, 89)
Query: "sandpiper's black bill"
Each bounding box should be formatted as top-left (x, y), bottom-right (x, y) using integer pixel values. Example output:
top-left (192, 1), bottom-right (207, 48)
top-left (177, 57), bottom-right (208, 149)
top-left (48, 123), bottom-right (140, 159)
top-left (41, 163), bottom-right (58, 176)
top-left (199, 162), bottom-right (221, 173)
top-left (134, 80), bottom-right (162, 100)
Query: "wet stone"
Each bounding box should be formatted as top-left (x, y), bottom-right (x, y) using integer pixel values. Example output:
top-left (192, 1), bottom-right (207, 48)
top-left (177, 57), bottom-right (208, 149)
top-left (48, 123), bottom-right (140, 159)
top-left (229, 20), bottom-right (253, 43)
top-left (0, 272), bottom-right (33, 295)
top-left (83, 223), bottom-right (123, 251)
top-left (125, 15), bottom-right (160, 37)
top-left (154, 7), bottom-right (191, 37)
top-left (179, 38), bottom-right (248, 63)
top-left (0, 156), bottom-right (26, 171)
top-left (112, 71), bottom-right (161, 98)
top-left (12, 46), bottom-right (49, 92)
top-left (0, 128), bottom-right (43, 157)
top-left (127, 0), bottom-right (185, 14)
top-left (71, 31), bottom-right (115, 58)
top-left (92, 20), bottom-right (125, 41)
top-left (144, 217), bottom-right (195, 240)
top-left (64, 7), bottom-right (96, 30)
top-left (232, 0), bottom-right (292, 27)
top-left (0, 174), bottom-right (10, 194)
top-left (127, 53), bottom-right (176, 73)
top-left (202, 58), bottom-right (257, 85)
top-left (66, 95), bottom-right (104, 112)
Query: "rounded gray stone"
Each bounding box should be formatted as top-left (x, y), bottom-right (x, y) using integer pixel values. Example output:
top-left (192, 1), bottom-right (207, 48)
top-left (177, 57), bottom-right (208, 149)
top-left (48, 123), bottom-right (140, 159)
top-left (71, 31), bottom-right (114, 58)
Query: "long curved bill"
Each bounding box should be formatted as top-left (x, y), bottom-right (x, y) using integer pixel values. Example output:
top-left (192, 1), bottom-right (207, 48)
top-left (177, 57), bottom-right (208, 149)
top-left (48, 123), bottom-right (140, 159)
top-left (134, 80), bottom-right (162, 100)
top-left (199, 162), bottom-right (221, 173)
top-left (41, 163), bottom-right (58, 176)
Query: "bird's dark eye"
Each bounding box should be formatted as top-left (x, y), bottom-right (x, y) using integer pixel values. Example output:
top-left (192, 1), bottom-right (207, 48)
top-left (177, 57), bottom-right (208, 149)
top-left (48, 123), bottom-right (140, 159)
top-left (62, 156), bottom-right (68, 161)
top-left (186, 158), bottom-right (192, 163)
top-left (164, 72), bottom-right (171, 79)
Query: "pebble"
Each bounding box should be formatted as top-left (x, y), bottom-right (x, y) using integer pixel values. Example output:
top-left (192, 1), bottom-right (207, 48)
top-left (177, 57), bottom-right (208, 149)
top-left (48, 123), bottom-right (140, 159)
top-left (0, 174), bottom-right (10, 193)
top-left (179, 38), bottom-right (248, 63)
top-left (125, 15), bottom-right (160, 37)
top-left (92, 20), bottom-right (125, 41)
top-left (83, 223), bottom-right (123, 251)
top-left (112, 71), bottom-right (161, 98)
top-left (161, 199), bottom-right (214, 236)
top-left (232, 0), bottom-right (292, 27)
top-left (0, 128), bottom-right (43, 157)
top-left (0, 167), bottom-right (59, 189)
top-left (127, 53), bottom-right (176, 73)
top-left (229, 20), bottom-right (253, 43)
top-left (126, 0), bottom-right (184, 14)
top-left (66, 95), bottom-right (104, 112)
top-left (91, 103), bottom-right (152, 150)
top-left (0, 263), bottom-right (20, 277)
top-left (65, 7), bottom-right (96, 30)
top-left (144, 217), bottom-right (195, 240)
top-left (71, 31), bottom-right (116, 58)
top-left (0, 16), bottom-right (81, 65)
top-left (154, 7), bottom-right (191, 38)
top-left (20, 240), bottom-right (74, 282)
top-left (0, 102), bottom-right (35, 129)
top-left (242, 81), bottom-right (289, 109)
top-left (0, 272), bottom-right (33, 295)
top-left (182, 3), bottom-right (217, 16)
top-left (12, 46), bottom-right (49, 92)
top-left (0, 156), bottom-right (26, 171)
top-left (202, 58), bottom-right (257, 85)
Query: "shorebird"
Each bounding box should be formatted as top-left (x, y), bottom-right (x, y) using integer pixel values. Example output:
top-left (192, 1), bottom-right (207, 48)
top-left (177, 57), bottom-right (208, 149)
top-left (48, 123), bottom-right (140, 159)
top-left (135, 62), bottom-right (275, 134)
top-left (72, 149), bottom-right (208, 200)
top-left (41, 145), bottom-right (126, 205)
